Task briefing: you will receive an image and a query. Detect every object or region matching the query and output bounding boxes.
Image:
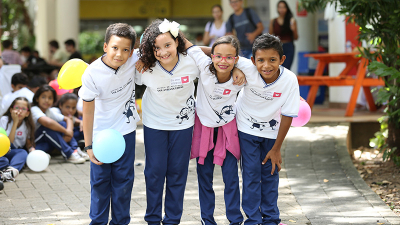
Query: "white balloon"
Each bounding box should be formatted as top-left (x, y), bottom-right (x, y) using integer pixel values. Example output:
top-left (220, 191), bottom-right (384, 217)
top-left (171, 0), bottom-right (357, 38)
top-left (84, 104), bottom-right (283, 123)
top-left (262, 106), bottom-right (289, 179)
top-left (26, 150), bottom-right (50, 172)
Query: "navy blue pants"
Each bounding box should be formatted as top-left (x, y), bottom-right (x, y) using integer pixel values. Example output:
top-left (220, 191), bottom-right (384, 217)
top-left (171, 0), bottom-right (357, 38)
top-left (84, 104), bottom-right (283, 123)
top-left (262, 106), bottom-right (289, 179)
top-left (73, 126), bottom-right (84, 141)
top-left (143, 125), bottom-right (193, 225)
top-left (238, 131), bottom-right (281, 225)
top-left (89, 131), bottom-right (136, 225)
top-left (0, 144), bottom-right (27, 171)
top-left (282, 42), bottom-right (295, 70)
top-left (197, 148), bottom-right (243, 225)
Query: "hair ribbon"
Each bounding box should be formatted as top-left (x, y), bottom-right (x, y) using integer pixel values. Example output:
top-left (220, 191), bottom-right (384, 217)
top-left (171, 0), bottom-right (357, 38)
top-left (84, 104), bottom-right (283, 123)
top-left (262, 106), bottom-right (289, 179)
top-left (158, 19), bottom-right (180, 38)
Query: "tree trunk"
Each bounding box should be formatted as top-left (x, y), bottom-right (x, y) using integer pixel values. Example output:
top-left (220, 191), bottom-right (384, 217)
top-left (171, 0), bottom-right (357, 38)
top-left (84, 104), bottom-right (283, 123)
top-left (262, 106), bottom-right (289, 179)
top-left (389, 121), bottom-right (400, 153)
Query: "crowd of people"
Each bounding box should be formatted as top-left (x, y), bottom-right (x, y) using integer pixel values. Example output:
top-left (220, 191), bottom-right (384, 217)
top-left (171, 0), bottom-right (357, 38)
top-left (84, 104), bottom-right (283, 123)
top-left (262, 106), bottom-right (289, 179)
top-left (0, 1), bottom-right (300, 225)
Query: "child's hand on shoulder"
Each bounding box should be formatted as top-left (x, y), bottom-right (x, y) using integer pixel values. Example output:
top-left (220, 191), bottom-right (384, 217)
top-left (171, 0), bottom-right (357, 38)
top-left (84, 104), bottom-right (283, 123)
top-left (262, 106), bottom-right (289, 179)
top-left (232, 67), bottom-right (246, 86)
top-left (135, 60), bottom-right (148, 73)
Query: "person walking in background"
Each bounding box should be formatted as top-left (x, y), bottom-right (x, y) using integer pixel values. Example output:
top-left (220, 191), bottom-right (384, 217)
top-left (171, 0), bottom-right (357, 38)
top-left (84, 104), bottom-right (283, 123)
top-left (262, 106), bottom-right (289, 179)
top-left (226, 0), bottom-right (264, 59)
top-left (269, 0), bottom-right (298, 70)
top-left (203, 4), bottom-right (226, 47)
top-left (1, 40), bottom-right (23, 65)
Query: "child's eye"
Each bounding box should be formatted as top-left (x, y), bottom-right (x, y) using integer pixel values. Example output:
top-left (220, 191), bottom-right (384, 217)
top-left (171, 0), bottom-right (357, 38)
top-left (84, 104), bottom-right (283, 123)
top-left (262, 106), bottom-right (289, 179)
top-left (165, 44), bottom-right (170, 48)
top-left (226, 56), bottom-right (234, 61)
top-left (257, 59), bottom-right (264, 62)
top-left (124, 49), bottom-right (129, 52)
top-left (215, 55), bottom-right (222, 59)
top-left (154, 47), bottom-right (160, 50)
top-left (113, 47), bottom-right (117, 50)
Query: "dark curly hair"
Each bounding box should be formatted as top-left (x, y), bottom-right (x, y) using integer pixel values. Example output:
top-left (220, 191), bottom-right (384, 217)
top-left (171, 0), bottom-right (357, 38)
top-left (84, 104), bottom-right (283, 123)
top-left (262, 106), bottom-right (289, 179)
top-left (252, 33), bottom-right (284, 59)
top-left (139, 19), bottom-right (187, 72)
top-left (209, 35), bottom-right (240, 75)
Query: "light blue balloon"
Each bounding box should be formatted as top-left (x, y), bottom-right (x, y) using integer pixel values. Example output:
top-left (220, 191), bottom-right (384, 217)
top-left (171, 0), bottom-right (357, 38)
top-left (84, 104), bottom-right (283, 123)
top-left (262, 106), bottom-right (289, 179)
top-left (93, 129), bottom-right (125, 163)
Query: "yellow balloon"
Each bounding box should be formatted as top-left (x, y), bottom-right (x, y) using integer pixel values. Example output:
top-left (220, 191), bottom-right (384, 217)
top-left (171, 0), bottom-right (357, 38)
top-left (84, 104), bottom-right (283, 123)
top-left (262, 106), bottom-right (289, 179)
top-left (0, 133), bottom-right (10, 157)
top-left (58, 59), bottom-right (88, 89)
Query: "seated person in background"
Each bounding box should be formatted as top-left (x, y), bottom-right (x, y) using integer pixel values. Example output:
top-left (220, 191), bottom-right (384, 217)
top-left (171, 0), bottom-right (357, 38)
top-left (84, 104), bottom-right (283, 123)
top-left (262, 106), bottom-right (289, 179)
top-left (1, 40), bottom-right (23, 65)
top-left (64, 39), bottom-right (83, 60)
top-left (20, 46), bottom-right (46, 69)
top-left (47, 40), bottom-right (68, 68)
top-left (1, 73), bottom-right (29, 113)
top-left (0, 75), bottom-right (47, 116)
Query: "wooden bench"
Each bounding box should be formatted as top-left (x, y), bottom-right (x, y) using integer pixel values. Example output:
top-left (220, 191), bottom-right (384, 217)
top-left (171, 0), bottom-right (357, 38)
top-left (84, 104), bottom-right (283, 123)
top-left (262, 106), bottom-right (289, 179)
top-left (297, 52), bottom-right (385, 116)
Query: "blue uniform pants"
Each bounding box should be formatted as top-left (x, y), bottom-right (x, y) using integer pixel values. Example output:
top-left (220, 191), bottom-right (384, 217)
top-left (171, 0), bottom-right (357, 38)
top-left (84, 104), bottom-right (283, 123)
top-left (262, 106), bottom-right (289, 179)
top-left (197, 148), bottom-right (243, 225)
top-left (34, 122), bottom-right (78, 159)
top-left (238, 131), bottom-right (281, 225)
top-left (89, 131), bottom-right (136, 225)
top-left (282, 42), bottom-right (295, 70)
top-left (143, 125), bottom-right (193, 225)
top-left (0, 145), bottom-right (28, 171)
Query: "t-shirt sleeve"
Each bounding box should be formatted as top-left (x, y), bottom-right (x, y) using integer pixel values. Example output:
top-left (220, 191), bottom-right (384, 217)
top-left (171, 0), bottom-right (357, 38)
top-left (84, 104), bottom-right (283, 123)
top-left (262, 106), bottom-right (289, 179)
top-left (135, 69), bottom-right (143, 85)
top-left (49, 108), bottom-right (65, 122)
top-left (79, 70), bottom-right (99, 102)
top-left (249, 8), bottom-right (262, 25)
top-left (0, 116), bottom-right (8, 131)
top-left (31, 106), bottom-right (46, 124)
top-left (236, 57), bottom-right (256, 79)
top-left (225, 16), bottom-right (233, 33)
top-left (205, 22), bottom-right (212, 32)
top-left (281, 75), bottom-right (300, 117)
top-left (186, 46), bottom-right (211, 74)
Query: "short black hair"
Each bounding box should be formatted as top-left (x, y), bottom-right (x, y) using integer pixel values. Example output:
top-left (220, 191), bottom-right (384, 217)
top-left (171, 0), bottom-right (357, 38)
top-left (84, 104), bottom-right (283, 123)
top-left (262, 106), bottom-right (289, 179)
top-left (11, 73), bottom-right (29, 86)
top-left (252, 33), bottom-right (284, 59)
top-left (2, 40), bottom-right (12, 49)
top-left (64, 39), bottom-right (76, 47)
top-left (32, 85), bottom-right (57, 107)
top-left (21, 46), bottom-right (32, 53)
top-left (28, 75), bottom-right (47, 88)
top-left (105, 23), bottom-right (137, 50)
top-left (49, 40), bottom-right (59, 49)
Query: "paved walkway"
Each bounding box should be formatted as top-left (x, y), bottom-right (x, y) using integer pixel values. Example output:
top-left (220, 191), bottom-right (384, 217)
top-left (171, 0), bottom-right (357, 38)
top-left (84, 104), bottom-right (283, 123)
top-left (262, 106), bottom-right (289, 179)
top-left (0, 123), bottom-right (399, 225)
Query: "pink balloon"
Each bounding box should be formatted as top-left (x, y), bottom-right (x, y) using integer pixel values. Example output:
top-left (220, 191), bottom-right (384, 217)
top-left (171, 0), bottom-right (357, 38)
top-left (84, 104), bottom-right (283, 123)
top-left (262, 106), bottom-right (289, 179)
top-left (49, 79), bottom-right (73, 96)
top-left (291, 100), bottom-right (311, 127)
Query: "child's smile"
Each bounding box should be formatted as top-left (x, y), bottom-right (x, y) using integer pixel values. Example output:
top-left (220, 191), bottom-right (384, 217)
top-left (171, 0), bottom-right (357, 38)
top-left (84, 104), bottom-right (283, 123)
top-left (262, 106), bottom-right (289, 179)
top-left (252, 49), bottom-right (286, 84)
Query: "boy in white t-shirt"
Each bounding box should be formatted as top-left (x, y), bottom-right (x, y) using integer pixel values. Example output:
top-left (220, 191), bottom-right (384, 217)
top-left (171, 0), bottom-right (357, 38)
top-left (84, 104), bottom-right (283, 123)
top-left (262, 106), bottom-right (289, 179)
top-left (235, 34), bottom-right (300, 225)
top-left (78, 23), bottom-right (140, 225)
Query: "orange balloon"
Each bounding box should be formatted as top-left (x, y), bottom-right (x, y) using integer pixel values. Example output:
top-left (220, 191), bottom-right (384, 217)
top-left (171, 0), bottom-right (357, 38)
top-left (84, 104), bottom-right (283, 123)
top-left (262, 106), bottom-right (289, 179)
top-left (58, 59), bottom-right (88, 89)
top-left (0, 133), bottom-right (10, 157)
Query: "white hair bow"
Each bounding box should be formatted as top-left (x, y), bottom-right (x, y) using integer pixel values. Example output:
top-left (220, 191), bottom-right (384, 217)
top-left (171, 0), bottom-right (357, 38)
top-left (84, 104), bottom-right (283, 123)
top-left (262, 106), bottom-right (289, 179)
top-left (158, 19), bottom-right (180, 38)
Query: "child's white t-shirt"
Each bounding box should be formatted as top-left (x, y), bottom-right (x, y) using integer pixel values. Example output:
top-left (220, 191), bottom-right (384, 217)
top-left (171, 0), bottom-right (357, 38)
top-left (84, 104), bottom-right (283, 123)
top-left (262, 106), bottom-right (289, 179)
top-left (0, 116), bottom-right (29, 148)
top-left (79, 51), bottom-right (140, 138)
top-left (135, 53), bottom-right (199, 130)
top-left (204, 21), bottom-right (227, 47)
top-left (187, 46), bottom-right (243, 127)
top-left (235, 57), bottom-right (300, 139)
top-left (31, 106), bottom-right (64, 130)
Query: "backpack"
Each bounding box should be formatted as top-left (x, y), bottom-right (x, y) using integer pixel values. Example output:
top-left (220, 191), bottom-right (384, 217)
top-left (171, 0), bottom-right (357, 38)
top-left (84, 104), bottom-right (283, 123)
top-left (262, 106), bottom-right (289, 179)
top-left (228, 8), bottom-right (257, 30)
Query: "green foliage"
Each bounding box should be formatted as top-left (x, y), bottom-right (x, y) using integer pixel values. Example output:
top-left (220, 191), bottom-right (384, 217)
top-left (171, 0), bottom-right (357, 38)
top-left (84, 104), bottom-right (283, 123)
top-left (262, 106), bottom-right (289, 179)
top-left (78, 31), bottom-right (104, 55)
top-left (1, 0), bottom-right (34, 49)
top-left (299, 0), bottom-right (400, 154)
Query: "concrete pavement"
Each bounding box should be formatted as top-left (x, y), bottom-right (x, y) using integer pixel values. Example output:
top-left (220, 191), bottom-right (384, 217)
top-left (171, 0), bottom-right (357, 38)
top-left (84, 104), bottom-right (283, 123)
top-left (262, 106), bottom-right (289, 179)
top-left (0, 123), bottom-right (398, 225)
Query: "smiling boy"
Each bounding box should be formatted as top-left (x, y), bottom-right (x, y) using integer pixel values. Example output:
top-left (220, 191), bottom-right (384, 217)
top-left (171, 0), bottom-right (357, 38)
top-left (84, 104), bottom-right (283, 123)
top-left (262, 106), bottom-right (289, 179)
top-left (235, 33), bottom-right (300, 225)
top-left (79, 23), bottom-right (140, 225)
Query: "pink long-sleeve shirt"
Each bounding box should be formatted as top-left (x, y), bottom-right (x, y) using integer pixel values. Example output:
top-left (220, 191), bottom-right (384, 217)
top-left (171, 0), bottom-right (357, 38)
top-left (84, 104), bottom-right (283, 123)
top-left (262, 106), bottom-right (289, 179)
top-left (191, 114), bottom-right (241, 166)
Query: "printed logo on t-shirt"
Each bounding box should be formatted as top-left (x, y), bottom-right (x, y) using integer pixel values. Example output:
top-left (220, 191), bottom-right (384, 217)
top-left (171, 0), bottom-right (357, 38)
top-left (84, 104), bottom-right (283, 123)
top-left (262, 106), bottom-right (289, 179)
top-left (123, 90), bottom-right (136, 123)
top-left (17, 131), bottom-right (23, 136)
top-left (213, 105), bottom-right (235, 124)
top-left (273, 92), bottom-right (282, 97)
top-left (213, 87), bottom-right (231, 96)
top-left (250, 88), bottom-right (273, 101)
top-left (176, 95), bottom-right (195, 124)
top-left (171, 76), bottom-right (189, 86)
top-left (247, 115), bottom-right (279, 131)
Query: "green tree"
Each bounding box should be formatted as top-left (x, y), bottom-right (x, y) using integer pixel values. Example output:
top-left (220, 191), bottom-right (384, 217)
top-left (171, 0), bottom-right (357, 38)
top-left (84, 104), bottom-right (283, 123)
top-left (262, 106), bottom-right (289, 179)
top-left (299, 0), bottom-right (400, 156)
top-left (1, 0), bottom-right (34, 48)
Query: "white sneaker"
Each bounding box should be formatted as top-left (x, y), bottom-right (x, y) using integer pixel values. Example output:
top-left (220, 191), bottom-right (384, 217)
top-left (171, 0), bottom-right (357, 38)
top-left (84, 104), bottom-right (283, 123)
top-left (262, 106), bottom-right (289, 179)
top-left (67, 152), bottom-right (85, 164)
top-left (76, 147), bottom-right (90, 161)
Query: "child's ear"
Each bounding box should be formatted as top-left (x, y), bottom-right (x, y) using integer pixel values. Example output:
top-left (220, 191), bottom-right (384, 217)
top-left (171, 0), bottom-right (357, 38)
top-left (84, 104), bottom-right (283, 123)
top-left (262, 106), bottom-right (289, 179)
top-left (280, 55), bottom-right (286, 65)
top-left (103, 42), bottom-right (108, 52)
top-left (11, 84), bottom-right (16, 91)
top-left (234, 56), bottom-right (239, 64)
top-left (251, 56), bottom-right (256, 66)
